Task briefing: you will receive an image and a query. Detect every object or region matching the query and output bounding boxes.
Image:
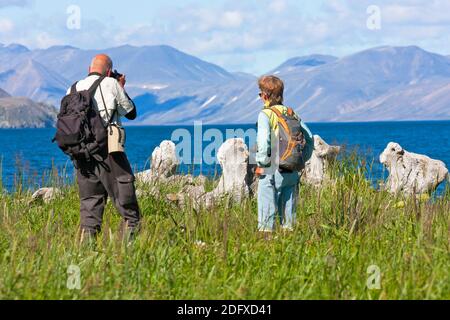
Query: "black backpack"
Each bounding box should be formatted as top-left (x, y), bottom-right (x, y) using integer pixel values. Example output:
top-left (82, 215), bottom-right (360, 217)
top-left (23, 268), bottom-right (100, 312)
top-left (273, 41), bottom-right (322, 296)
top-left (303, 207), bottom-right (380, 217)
top-left (53, 76), bottom-right (108, 165)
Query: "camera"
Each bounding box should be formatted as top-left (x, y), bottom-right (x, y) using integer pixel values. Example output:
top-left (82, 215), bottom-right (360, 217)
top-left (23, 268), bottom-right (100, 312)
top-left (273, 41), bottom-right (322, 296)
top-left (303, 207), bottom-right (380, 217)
top-left (110, 69), bottom-right (123, 80)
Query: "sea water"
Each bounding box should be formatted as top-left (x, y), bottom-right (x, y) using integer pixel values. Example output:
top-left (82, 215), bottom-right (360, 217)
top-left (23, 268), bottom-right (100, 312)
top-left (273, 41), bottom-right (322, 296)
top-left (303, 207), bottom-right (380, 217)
top-left (0, 121), bottom-right (449, 193)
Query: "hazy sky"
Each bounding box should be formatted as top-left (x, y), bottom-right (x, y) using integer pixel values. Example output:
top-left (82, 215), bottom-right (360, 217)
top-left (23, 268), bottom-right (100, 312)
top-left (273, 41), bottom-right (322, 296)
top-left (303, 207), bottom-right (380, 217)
top-left (1, 0), bottom-right (450, 74)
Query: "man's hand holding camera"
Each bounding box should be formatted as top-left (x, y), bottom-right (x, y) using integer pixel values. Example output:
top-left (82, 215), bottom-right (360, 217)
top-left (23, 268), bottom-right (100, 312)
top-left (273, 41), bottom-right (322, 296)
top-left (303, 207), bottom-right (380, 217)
top-left (118, 75), bottom-right (126, 88)
top-left (109, 69), bottom-right (126, 88)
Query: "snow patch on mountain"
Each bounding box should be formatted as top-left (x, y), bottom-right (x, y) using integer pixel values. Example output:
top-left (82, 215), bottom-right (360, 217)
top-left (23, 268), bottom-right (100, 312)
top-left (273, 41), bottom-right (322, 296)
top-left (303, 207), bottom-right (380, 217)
top-left (1, 44), bottom-right (450, 124)
top-left (200, 96), bottom-right (217, 109)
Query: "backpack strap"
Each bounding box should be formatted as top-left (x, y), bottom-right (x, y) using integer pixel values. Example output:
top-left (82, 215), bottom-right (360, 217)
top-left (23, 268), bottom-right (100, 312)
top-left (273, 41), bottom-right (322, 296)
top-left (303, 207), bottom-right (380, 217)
top-left (70, 82), bottom-right (79, 94)
top-left (269, 106), bottom-right (290, 134)
top-left (98, 82), bottom-right (117, 129)
top-left (88, 76), bottom-right (106, 97)
top-left (269, 106), bottom-right (283, 118)
top-left (272, 106), bottom-right (301, 121)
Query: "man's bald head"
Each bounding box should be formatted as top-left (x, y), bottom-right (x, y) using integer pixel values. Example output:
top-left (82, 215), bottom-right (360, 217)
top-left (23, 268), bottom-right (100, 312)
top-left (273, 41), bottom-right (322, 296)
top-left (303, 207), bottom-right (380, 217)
top-left (89, 54), bottom-right (113, 76)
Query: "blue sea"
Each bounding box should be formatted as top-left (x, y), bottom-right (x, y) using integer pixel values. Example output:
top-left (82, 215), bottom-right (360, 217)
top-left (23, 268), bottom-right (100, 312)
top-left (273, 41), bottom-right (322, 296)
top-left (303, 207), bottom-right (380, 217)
top-left (1, 121), bottom-right (449, 192)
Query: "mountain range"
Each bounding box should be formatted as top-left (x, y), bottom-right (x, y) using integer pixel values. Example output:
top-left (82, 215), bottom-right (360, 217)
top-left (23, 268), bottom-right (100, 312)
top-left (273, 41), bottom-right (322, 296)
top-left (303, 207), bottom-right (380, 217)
top-left (0, 88), bottom-right (9, 98)
top-left (0, 89), bottom-right (56, 128)
top-left (0, 43), bottom-right (449, 125)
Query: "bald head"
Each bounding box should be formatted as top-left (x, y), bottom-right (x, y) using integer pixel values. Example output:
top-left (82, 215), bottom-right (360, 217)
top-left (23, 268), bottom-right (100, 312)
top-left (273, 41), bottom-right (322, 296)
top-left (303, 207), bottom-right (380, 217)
top-left (89, 54), bottom-right (113, 76)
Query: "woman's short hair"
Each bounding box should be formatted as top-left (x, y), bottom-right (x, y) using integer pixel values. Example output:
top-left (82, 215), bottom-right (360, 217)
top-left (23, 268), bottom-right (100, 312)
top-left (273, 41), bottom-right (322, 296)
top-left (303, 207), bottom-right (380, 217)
top-left (258, 75), bottom-right (284, 105)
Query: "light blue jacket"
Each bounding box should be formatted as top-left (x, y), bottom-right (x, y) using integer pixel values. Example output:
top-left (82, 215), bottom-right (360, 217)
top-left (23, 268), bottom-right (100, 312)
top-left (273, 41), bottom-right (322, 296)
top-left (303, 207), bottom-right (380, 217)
top-left (256, 108), bottom-right (314, 168)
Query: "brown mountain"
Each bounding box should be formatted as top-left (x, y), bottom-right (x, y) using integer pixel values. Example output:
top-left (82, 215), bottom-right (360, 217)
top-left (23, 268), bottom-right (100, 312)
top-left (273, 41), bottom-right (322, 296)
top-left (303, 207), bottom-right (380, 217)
top-left (0, 95), bottom-right (57, 129)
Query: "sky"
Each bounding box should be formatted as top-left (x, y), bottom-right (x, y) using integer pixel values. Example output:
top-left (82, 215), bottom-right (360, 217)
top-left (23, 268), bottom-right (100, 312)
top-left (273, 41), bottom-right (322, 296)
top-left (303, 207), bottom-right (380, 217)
top-left (1, 0), bottom-right (450, 74)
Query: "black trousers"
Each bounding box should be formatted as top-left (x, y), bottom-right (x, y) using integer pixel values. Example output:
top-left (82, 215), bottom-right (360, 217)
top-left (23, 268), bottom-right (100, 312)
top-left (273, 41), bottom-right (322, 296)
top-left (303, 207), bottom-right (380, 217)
top-left (76, 152), bottom-right (141, 236)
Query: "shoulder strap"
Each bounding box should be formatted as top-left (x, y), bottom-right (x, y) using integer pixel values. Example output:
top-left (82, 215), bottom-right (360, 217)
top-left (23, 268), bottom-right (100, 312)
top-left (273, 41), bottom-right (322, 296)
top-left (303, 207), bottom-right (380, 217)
top-left (269, 106), bottom-right (290, 134)
top-left (98, 81), bottom-right (116, 127)
top-left (88, 76), bottom-right (106, 97)
top-left (270, 106), bottom-right (283, 118)
top-left (273, 106), bottom-right (301, 122)
top-left (270, 105), bottom-right (296, 117)
top-left (70, 82), bottom-right (79, 94)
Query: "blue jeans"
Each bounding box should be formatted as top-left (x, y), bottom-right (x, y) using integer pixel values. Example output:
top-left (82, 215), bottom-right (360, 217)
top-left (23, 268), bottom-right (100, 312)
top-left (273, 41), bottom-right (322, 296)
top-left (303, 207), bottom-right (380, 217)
top-left (258, 171), bottom-right (300, 232)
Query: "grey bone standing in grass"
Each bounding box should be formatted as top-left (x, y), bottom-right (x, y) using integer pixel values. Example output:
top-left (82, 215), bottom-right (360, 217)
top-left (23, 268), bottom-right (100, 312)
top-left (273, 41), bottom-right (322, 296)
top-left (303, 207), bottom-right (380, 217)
top-left (31, 188), bottom-right (61, 204)
top-left (165, 138), bottom-right (255, 210)
top-left (137, 139), bottom-right (255, 210)
top-left (380, 142), bottom-right (449, 195)
top-left (302, 135), bottom-right (341, 187)
top-left (55, 54), bottom-right (141, 240)
top-left (136, 140), bottom-right (180, 185)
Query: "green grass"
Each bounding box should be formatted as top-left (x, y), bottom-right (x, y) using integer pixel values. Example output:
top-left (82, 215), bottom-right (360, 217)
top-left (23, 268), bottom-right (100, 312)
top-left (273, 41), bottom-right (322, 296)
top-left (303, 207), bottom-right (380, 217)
top-left (0, 154), bottom-right (449, 300)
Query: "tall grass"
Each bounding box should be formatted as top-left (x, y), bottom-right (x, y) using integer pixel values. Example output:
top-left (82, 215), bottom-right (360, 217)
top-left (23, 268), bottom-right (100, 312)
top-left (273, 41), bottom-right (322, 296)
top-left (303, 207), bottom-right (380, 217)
top-left (0, 152), bottom-right (448, 300)
top-left (0, 157), bottom-right (3, 193)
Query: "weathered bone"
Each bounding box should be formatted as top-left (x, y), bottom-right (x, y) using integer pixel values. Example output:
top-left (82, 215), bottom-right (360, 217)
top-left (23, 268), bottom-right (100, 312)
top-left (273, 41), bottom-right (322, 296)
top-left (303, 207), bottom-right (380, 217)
top-left (302, 135), bottom-right (341, 186)
top-left (213, 138), bottom-right (253, 200)
top-left (380, 142), bottom-right (448, 195)
top-left (136, 140), bottom-right (179, 184)
top-left (140, 136), bottom-right (342, 208)
top-left (31, 188), bottom-right (61, 204)
top-left (169, 138), bottom-right (255, 210)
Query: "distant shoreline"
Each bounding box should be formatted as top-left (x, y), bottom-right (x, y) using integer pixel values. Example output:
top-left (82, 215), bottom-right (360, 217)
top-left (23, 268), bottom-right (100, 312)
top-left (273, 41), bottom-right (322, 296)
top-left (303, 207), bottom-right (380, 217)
top-left (2, 119), bottom-right (450, 130)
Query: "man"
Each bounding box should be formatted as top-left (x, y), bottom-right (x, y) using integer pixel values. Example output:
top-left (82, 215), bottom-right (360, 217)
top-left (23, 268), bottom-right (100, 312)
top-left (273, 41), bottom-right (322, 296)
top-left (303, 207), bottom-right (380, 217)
top-left (70, 54), bottom-right (141, 241)
top-left (256, 75), bottom-right (314, 236)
